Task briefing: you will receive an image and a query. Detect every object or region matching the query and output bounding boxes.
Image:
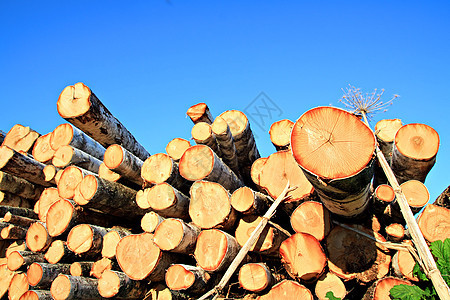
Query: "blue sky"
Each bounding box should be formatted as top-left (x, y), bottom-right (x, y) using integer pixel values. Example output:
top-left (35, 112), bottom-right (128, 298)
top-left (1, 1), bottom-right (449, 202)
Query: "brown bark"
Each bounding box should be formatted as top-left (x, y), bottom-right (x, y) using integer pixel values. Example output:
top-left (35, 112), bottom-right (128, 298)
top-left (166, 138), bottom-right (191, 162)
top-left (191, 122), bottom-right (222, 156)
top-left (391, 123), bottom-right (439, 184)
top-left (44, 240), bottom-right (77, 264)
top-left (9, 272), bottom-right (29, 300)
top-left (189, 180), bottom-right (237, 230)
top-left (57, 82), bottom-right (150, 161)
top-left (314, 272), bottom-right (347, 300)
top-left (90, 257), bottom-right (119, 279)
top-left (98, 270), bottom-right (148, 299)
top-left (0, 146), bottom-right (54, 187)
top-left (57, 165), bottom-right (93, 200)
top-left (27, 262), bottom-right (71, 289)
top-left (417, 203), bottom-right (450, 242)
top-left (52, 145), bottom-right (102, 173)
top-left (0, 206), bottom-right (37, 219)
top-left (238, 263), bottom-right (275, 292)
top-left (2, 124), bottom-right (40, 154)
top-left (50, 274), bottom-right (100, 300)
top-left (186, 103), bottom-right (214, 124)
top-left (70, 261), bottom-right (95, 277)
top-left (371, 184), bottom-right (395, 214)
top-left (42, 165), bottom-right (60, 183)
top-left (101, 227), bottom-right (131, 259)
top-left (146, 183), bottom-right (190, 219)
top-left (269, 119), bottom-right (294, 151)
top-left (26, 221), bottom-right (52, 252)
top-left (435, 184), bottom-right (450, 209)
top-left (0, 170), bottom-right (43, 201)
top-left (97, 162), bottom-right (140, 190)
top-left (374, 119), bottom-right (403, 163)
top-left (362, 276), bottom-right (412, 300)
top-left (32, 133), bottom-right (55, 164)
top-left (7, 250), bottom-right (46, 271)
top-left (153, 218), bottom-right (200, 254)
top-left (37, 187), bottom-right (61, 222)
top-left (2, 212), bottom-right (36, 227)
top-left (0, 129), bottom-right (5, 144)
top-left (291, 107), bottom-right (376, 218)
top-left (104, 144), bottom-right (144, 186)
top-left (0, 263), bottom-right (15, 298)
top-left (212, 116), bottom-right (242, 176)
top-left (385, 223), bottom-right (405, 242)
top-left (290, 201), bottom-right (332, 241)
top-left (1, 223), bottom-right (27, 239)
top-left (166, 264), bottom-right (210, 294)
top-left (66, 224), bottom-right (109, 256)
top-left (258, 280), bottom-right (313, 300)
top-left (230, 186), bottom-right (271, 215)
top-left (0, 191), bottom-right (33, 208)
top-left (141, 211), bottom-right (165, 233)
top-left (19, 290), bottom-right (53, 300)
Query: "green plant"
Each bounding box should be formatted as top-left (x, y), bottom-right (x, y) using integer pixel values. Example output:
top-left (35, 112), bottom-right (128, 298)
top-left (325, 291), bottom-right (341, 300)
top-left (390, 238), bottom-right (450, 300)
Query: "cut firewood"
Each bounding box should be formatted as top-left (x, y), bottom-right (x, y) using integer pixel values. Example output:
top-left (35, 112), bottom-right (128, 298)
top-left (258, 280), bottom-right (313, 300)
top-left (400, 180), bottom-right (429, 214)
top-left (57, 165), bottom-right (93, 199)
top-left (70, 262), bottom-right (95, 277)
top-left (101, 227), bottom-right (131, 259)
top-left (362, 276), bottom-right (412, 300)
top-left (37, 187), bottom-right (61, 222)
top-left (0, 191), bottom-right (32, 208)
top-left (57, 82), bottom-right (150, 161)
top-left (194, 229), bottom-right (241, 272)
top-left (238, 263), bottom-right (275, 292)
top-left (417, 203), bottom-right (450, 242)
top-left (290, 201), bottom-right (331, 241)
top-left (291, 106), bottom-right (376, 217)
top-left (166, 138), bottom-right (191, 162)
top-left (211, 117), bottom-right (241, 177)
top-left (19, 290), bottom-right (53, 300)
top-left (90, 257), bottom-right (119, 279)
top-left (66, 224), bottom-right (109, 256)
top-left (32, 133), bottom-right (55, 164)
top-left (43, 165), bottom-right (60, 183)
top-left (392, 243), bottom-right (419, 282)
top-left (2, 212), bottom-right (36, 227)
top-left (26, 222), bottom-right (52, 252)
top-left (371, 184), bottom-right (395, 214)
top-left (145, 183), bottom-right (190, 219)
top-left (2, 124), bottom-right (40, 154)
top-left (141, 211), bottom-right (165, 233)
top-left (0, 263), bottom-right (16, 298)
top-left (374, 119), bottom-right (403, 163)
top-left (153, 218), bottom-right (200, 254)
top-left (391, 123), bottom-right (439, 184)
top-left (44, 240), bottom-right (77, 264)
top-left (7, 251), bottom-right (46, 271)
top-left (0, 146), bottom-right (53, 187)
top-left (189, 180), bottom-right (237, 230)
top-left (50, 274), bottom-right (101, 300)
top-left (104, 144), bottom-right (144, 186)
top-left (187, 103), bottom-right (214, 124)
top-left (269, 119), bottom-right (294, 151)
top-left (314, 272), bottom-right (347, 300)
top-left (0, 170), bottom-right (43, 201)
top-left (166, 264), bottom-right (210, 294)
top-left (191, 122), bottom-right (221, 156)
top-left (116, 232), bottom-right (173, 281)
top-left (27, 262), bottom-right (71, 289)
top-left (230, 187), bottom-right (271, 215)
top-left (50, 123), bottom-right (106, 160)
top-left (279, 232), bottom-right (326, 282)
top-left (9, 272), bottom-right (29, 300)
top-left (52, 145), bottom-right (102, 173)
top-left (250, 157), bottom-right (267, 191)
top-left (98, 270), bottom-right (148, 299)
top-left (0, 206), bottom-right (37, 219)
top-left (1, 223), bottom-right (27, 239)
top-left (385, 223), bottom-right (405, 242)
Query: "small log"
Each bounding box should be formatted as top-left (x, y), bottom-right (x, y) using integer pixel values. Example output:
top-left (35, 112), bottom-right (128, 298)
top-left (280, 232), bottom-right (326, 282)
top-left (258, 280), bottom-right (313, 300)
top-left (37, 187), bottom-right (61, 222)
top-left (103, 144), bottom-right (144, 186)
top-left (101, 227), bottom-right (131, 259)
top-left (70, 262), bottom-right (95, 277)
top-left (50, 274), bottom-right (100, 300)
top-left (400, 180), bottom-right (429, 213)
top-left (42, 165), bottom-right (60, 183)
top-left (269, 119), bottom-right (294, 151)
top-left (50, 123), bottom-right (106, 160)
top-left (230, 187), bottom-right (271, 215)
top-left (166, 264), bottom-right (210, 294)
top-left (194, 229), bottom-right (240, 272)
top-left (250, 157), bottom-right (267, 192)
top-left (392, 244), bottom-right (418, 282)
top-left (1, 224), bottom-right (27, 239)
top-left (3, 212), bottom-right (36, 227)
top-left (19, 290), bottom-right (53, 300)
top-left (0, 191), bottom-right (33, 208)
top-left (391, 123), bottom-right (439, 183)
top-left (0, 171), bottom-right (43, 201)
top-left (191, 122), bottom-right (221, 156)
top-left (417, 203), bottom-right (450, 242)
top-left (314, 272), bottom-right (347, 300)
top-left (5, 240), bottom-right (27, 258)
top-left (238, 263), bottom-right (275, 292)
top-left (166, 138), bottom-right (191, 162)
top-left (362, 276), bottom-right (412, 300)
top-left (0, 146), bottom-right (53, 187)
top-left (7, 251), bottom-right (46, 271)
top-left (371, 184), bottom-right (395, 214)
top-left (189, 180), bottom-right (237, 230)
top-left (57, 82), bottom-right (150, 161)
top-left (91, 257), bottom-right (119, 279)
top-left (153, 218), bottom-right (200, 254)
top-left (290, 201), bottom-right (331, 241)
top-left (179, 145), bottom-right (243, 191)
top-left (98, 270), bottom-right (148, 299)
top-left (9, 272), bottom-right (29, 300)
top-left (116, 232), bottom-right (173, 281)
top-left (44, 240), bottom-right (77, 264)
top-left (291, 106), bottom-right (376, 217)
top-left (146, 183), bottom-right (190, 219)
top-left (66, 224), bottom-right (109, 256)
top-left (57, 165), bottom-right (93, 199)
top-left (135, 187), bottom-right (151, 209)
top-left (26, 222), bottom-right (52, 252)
top-left (385, 223), bottom-right (405, 242)
top-left (0, 206), bottom-right (37, 219)
top-left (52, 146), bottom-right (102, 173)
top-left (374, 119), bottom-right (403, 163)
top-left (211, 117), bottom-right (241, 177)
top-left (0, 263), bottom-right (15, 298)
top-left (97, 162), bottom-right (140, 190)
top-left (2, 124), bottom-right (40, 153)
top-left (434, 184), bottom-right (450, 209)
top-left (186, 103), bottom-right (214, 124)
top-left (141, 211), bottom-right (165, 233)
top-left (32, 133), bottom-right (55, 164)
top-left (27, 262), bottom-right (71, 289)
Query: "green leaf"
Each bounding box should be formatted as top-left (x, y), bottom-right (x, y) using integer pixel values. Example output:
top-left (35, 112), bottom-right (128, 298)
top-left (325, 291), bottom-right (341, 300)
top-left (412, 263), bottom-right (428, 282)
top-left (389, 284), bottom-right (429, 300)
top-left (430, 240), bottom-right (445, 264)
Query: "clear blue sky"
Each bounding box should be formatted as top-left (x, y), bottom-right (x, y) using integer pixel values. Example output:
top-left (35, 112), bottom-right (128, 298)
top-left (1, 1), bottom-right (449, 202)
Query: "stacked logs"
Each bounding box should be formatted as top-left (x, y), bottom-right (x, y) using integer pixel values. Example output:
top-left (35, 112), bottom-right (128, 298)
top-left (0, 83), bottom-right (448, 300)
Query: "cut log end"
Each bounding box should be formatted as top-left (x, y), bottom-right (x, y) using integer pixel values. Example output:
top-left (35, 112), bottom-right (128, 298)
top-left (238, 263), bottom-right (274, 292)
top-left (395, 123), bottom-right (439, 160)
top-left (46, 199), bottom-right (74, 237)
top-left (375, 119), bottom-right (403, 143)
top-left (269, 119), bottom-right (294, 150)
top-left (57, 82), bottom-right (91, 118)
top-left (50, 123), bottom-right (74, 151)
top-left (166, 138), bottom-right (191, 161)
top-left (401, 180), bottom-right (429, 212)
top-left (66, 224), bottom-right (98, 254)
top-left (141, 211), bottom-right (164, 233)
top-left (375, 184), bottom-right (395, 202)
top-left (417, 204), bottom-right (450, 242)
top-left (250, 157), bottom-right (267, 187)
top-left (103, 144), bottom-right (124, 169)
top-left (142, 153), bottom-right (178, 183)
top-left (97, 270), bottom-right (121, 297)
top-left (258, 280), bottom-right (313, 300)
top-left (9, 272), bottom-right (29, 300)
top-left (187, 103), bottom-right (213, 124)
top-left (57, 166), bottom-right (84, 199)
top-left (179, 145), bottom-right (214, 181)
top-left (26, 263), bottom-right (43, 286)
top-left (314, 272), bottom-right (347, 300)
top-left (26, 222), bottom-right (51, 252)
top-left (290, 201), bottom-right (331, 241)
top-left (32, 133), bottom-right (55, 163)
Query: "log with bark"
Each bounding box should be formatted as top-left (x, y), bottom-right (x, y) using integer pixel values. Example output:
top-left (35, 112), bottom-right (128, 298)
top-left (44, 240), bottom-right (77, 264)
top-left (290, 201), bottom-right (332, 241)
top-left (52, 145), bottom-right (102, 173)
top-left (0, 263), bottom-right (15, 298)
top-left (191, 122), bottom-right (221, 156)
top-left (238, 262), bottom-right (275, 292)
top-left (26, 222), bottom-right (52, 252)
top-left (8, 272), bottom-right (29, 300)
top-left (19, 290), bottom-right (53, 300)
top-left (230, 186), bottom-right (271, 215)
top-left (98, 162), bottom-right (139, 189)
top-left (371, 183), bottom-right (395, 214)
top-left (362, 276), bottom-right (412, 300)
top-left (400, 179), bottom-right (430, 214)
top-left (27, 262), bottom-right (71, 289)
top-left (258, 280), bottom-right (313, 300)
top-left (70, 261), bottom-right (95, 277)
top-left (374, 119), bottom-right (403, 163)
top-left (91, 257), bottom-right (119, 279)
top-left (385, 223), bottom-right (405, 242)
top-left (166, 138), bottom-right (191, 162)
top-left (42, 165), bottom-right (61, 184)
top-left (57, 165), bottom-right (93, 199)
top-left (153, 218), bottom-right (200, 254)
top-left (50, 274), bottom-right (101, 300)
top-left (165, 264), bottom-right (210, 294)
top-left (269, 119), bottom-right (294, 151)
top-left (314, 272), bottom-right (347, 300)
top-left (37, 187), bottom-right (61, 222)
top-left (103, 144), bottom-right (144, 186)
top-left (2, 124), bottom-right (40, 154)
top-left (143, 183), bottom-right (189, 219)
top-left (98, 270), bottom-right (148, 299)
top-left (57, 82), bottom-right (150, 161)
top-left (211, 116), bottom-right (241, 177)
top-left (392, 243), bottom-right (418, 282)
top-left (2, 212), bottom-right (36, 227)
top-left (101, 227), bottom-right (131, 259)
top-left (250, 157), bottom-right (267, 192)
top-left (417, 203), bottom-right (450, 242)
top-left (186, 103), bottom-right (214, 124)
top-left (141, 211), bottom-right (165, 233)
top-left (0, 191), bottom-right (33, 208)
top-left (0, 206), bottom-right (38, 219)
top-left (0, 171), bottom-right (43, 201)
top-left (7, 250), bottom-right (46, 271)
top-left (32, 133), bottom-right (55, 164)
top-left (1, 223), bottom-right (28, 239)
top-left (66, 224), bottom-right (109, 256)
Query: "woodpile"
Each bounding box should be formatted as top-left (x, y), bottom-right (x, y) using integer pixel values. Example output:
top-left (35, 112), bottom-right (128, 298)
top-left (0, 82), bottom-right (449, 299)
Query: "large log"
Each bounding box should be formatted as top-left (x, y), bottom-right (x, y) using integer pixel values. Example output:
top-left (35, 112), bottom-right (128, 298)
top-left (362, 276), bottom-right (413, 300)
top-left (186, 103), bottom-right (214, 124)
top-left (37, 187), bottom-right (61, 222)
top-left (98, 270), bottom-right (148, 299)
top-left (27, 262), bottom-right (71, 289)
top-left (104, 144), bottom-right (144, 186)
top-left (52, 146), bottom-right (102, 173)
top-left (166, 264), bottom-right (210, 294)
top-left (2, 124), bottom-right (40, 153)
top-left (9, 272), bottom-right (29, 300)
top-left (18, 290), bottom-right (53, 300)
top-left (32, 133), bottom-right (55, 164)
top-left (57, 165), bottom-right (93, 199)
top-left (238, 263), bottom-right (275, 292)
top-left (0, 146), bottom-right (53, 187)
top-left (0, 206), bottom-right (38, 219)
top-left (417, 203), bottom-right (450, 242)
top-left (144, 183), bottom-right (190, 219)
top-left (0, 191), bottom-right (33, 208)
top-left (269, 119), bottom-right (294, 151)
top-left (44, 240), bottom-right (77, 264)
top-left (391, 123), bottom-right (439, 183)
top-left (8, 250), bottom-right (46, 271)
top-left (166, 138), bottom-right (191, 162)
top-left (26, 222), bottom-right (52, 252)
top-left (66, 224), bottom-right (109, 256)
top-left (141, 211), bottom-right (165, 233)
top-left (258, 280), bottom-right (313, 300)
top-left (101, 227), bottom-right (131, 259)
top-left (50, 274), bottom-right (101, 300)
top-left (211, 117), bottom-right (241, 177)
top-left (153, 218), bottom-right (200, 254)
top-left (50, 123), bottom-right (106, 160)
top-left (291, 106), bottom-right (376, 218)
top-left (57, 82), bottom-right (150, 161)
top-left (191, 122), bottom-right (221, 156)
top-left (0, 171), bottom-right (43, 201)
top-left (290, 201), bottom-right (332, 241)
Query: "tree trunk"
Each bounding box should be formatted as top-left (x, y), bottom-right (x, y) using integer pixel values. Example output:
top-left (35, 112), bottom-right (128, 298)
top-left (57, 82), bottom-right (150, 161)
top-left (52, 146), bottom-right (102, 173)
top-left (258, 280), bottom-right (313, 300)
top-left (314, 272), bottom-right (347, 300)
top-left (18, 290), bottom-right (53, 300)
top-left (98, 270), bottom-right (148, 299)
top-left (0, 146), bottom-right (54, 187)
top-left (27, 262), bottom-right (71, 289)
top-left (43, 165), bottom-right (61, 184)
top-left (371, 184), bottom-right (395, 214)
top-left (250, 157), bottom-right (267, 192)
top-left (391, 123), bottom-right (439, 184)
top-left (290, 201), bottom-right (332, 242)
top-left (211, 117), bottom-right (241, 177)
top-left (0, 191), bottom-right (33, 208)
top-left (8, 272), bottom-right (29, 300)
top-left (153, 218), bottom-right (200, 254)
top-left (116, 232), bottom-right (174, 281)
top-left (385, 223), bottom-right (405, 242)
top-left (166, 264), bottom-right (210, 294)
top-left (238, 263), bottom-right (275, 292)
top-left (191, 122), bottom-right (222, 156)
top-left (189, 180), bottom-right (237, 230)
top-left (186, 103), bottom-right (214, 124)
top-left (0, 206), bottom-right (37, 219)
top-left (0, 170), bottom-right (43, 201)
top-left (417, 203), bottom-right (450, 242)
top-left (66, 224), bottom-right (109, 256)
top-left (32, 133), bottom-right (55, 164)
top-left (70, 262), bottom-right (95, 277)
top-left (57, 165), bottom-right (93, 200)
top-left (1, 224), bottom-right (27, 239)
top-left (146, 183), bottom-right (190, 219)
top-left (269, 119), bottom-right (294, 151)
top-left (98, 162), bottom-right (140, 190)
top-left (291, 107), bottom-right (376, 218)
top-left (44, 240), bottom-right (77, 264)
top-left (230, 187), bottom-right (271, 215)
top-left (2, 212), bottom-right (36, 227)
top-left (0, 263), bottom-right (15, 298)
top-left (141, 211), bottom-right (165, 233)
top-left (91, 257), bottom-right (119, 279)
top-left (7, 250), bottom-right (46, 271)
top-left (166, 138), bottom-right (191, 162)
top-left (37, 187), bottom-right (61, 222)
top-left (101, 227), bottom-right (131, 259)
top-left (104, 144), bottom-right (144, 187)
top-left (2, 124), bottom-right (40, 154)
top-left (362, 277), bottom-right (412, 300)
top-left (50, 123), bottom-right (106, 160)
top-left (26, 222), bottom-right (52, 252)
top-left (50, 274), bottom-right (100, 300)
